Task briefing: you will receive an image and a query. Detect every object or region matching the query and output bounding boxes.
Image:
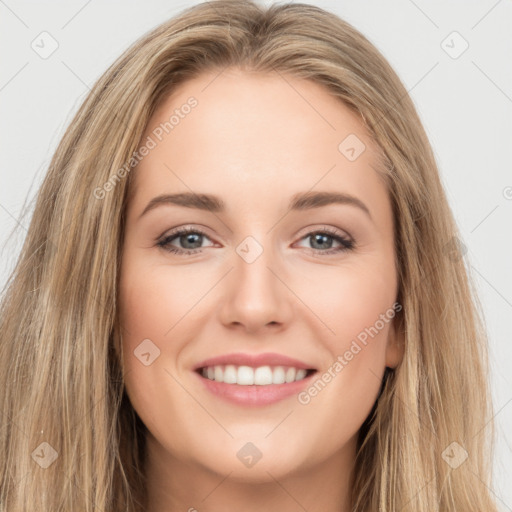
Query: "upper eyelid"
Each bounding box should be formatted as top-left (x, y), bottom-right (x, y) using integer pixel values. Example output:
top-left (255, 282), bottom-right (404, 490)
top-left (160, 226), bottom-right (213, 242)
top-left (159, 224), bottom-right (350, 237)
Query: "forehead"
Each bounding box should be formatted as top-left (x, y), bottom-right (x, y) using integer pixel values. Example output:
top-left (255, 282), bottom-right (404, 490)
top-left (129, 67), bottom-right (388, 218)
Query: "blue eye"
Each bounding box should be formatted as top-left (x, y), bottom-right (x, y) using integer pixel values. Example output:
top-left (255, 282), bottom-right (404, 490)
top-left (156, 227), bottom-right (212, 255)
top-left (298, 229), bottom-right (354, 254)
top-left (156, 226), bottom-right (354, 256)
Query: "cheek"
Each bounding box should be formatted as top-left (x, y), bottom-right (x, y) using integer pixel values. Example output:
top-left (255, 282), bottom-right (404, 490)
top-left (292, 259), bottom-right (395, 425)
top-left (117, 260), bottom-right (182, 397)
top-left (119, 258), bottom-right (204, 345)
top-left (293, 253), bottom-right (397, 355)
top-left (117, 260), bottom-right (210, 458)
top-left (117, 253), bottom-right (218, 378)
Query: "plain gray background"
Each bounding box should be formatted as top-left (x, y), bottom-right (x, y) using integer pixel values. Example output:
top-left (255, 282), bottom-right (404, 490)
top-left (1, 0), bottom-right (511, 508)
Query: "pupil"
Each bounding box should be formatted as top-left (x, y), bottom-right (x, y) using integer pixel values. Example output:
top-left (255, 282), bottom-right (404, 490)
top-left (313, 233), bottom-right (332, 249)
top-left (182, 233), bottom-right (201, 249)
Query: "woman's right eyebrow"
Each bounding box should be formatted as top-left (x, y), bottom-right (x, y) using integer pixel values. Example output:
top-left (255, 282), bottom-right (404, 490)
top-left (138, 192), bottom-right (224, 218)
top-left (137, 190), bottom-right (372, 221)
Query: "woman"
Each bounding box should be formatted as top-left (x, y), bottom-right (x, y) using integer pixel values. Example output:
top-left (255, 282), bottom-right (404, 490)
top-left (0, 1), bottom-right (498, 510)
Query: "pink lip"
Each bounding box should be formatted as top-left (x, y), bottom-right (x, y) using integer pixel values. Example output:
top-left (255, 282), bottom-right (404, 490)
top-left (193, 352), bottom-right (315, 371)
top-left (195, 373), bottom-right (317, 406)
top-left (193, 352), bottom-right (317, 407)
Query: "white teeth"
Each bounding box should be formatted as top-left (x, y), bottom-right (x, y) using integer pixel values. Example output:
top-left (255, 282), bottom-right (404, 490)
top-left (295, 369), bottom-right (307, 381)
top-left (285, 367), bottom-right (296, 383)
top-left (237, 365), bottom-right (254, 385)
top-left (223, 364), bottom-right (237, 384)
top-left (254, 366), bottom-right (273, 385)
top-left (272, 366), bottom-right (286, 384)
top-left (200, 364), bottom-right (312, 385)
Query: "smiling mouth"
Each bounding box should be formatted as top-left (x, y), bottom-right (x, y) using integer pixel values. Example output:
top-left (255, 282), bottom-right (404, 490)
top-left (196, 365), bottom-right (317, 386)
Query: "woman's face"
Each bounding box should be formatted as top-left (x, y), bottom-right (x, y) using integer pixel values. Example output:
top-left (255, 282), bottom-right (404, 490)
top-left (119, 67), bottom-right (403, 484)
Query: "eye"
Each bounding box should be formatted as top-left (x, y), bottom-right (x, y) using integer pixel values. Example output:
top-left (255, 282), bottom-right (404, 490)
top-left (156, 225), bottom-right (355, 256)
top-left (295, 226), bottom-right (354, 255)
top-left (156, 227), bottom-right (213, 255)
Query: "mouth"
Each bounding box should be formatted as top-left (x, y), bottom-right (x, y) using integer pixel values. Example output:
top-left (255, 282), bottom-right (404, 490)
top-left (195, 365), bottom-right (317, 385)
top-left (192, 353), bottom-right (318, 406)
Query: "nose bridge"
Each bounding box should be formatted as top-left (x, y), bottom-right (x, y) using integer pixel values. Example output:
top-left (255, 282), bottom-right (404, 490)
top-left (219, 231), bottom-right (292, 331)
top-left (234, 232), bottom-right (279, 300)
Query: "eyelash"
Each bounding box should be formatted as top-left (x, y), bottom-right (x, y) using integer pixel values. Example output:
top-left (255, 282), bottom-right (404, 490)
top-left (156, 226), bottom-right (355, 256)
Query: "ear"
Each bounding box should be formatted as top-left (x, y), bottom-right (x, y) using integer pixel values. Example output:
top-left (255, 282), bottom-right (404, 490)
top-left (385, 310), bottom-right (405, 369)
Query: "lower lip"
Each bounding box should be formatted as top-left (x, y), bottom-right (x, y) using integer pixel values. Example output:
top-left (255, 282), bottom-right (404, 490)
top-left (194, 370), bottom-right (317, 406)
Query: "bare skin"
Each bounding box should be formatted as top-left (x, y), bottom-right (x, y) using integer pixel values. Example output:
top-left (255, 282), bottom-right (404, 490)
top-left (118, 67), bottom-right (404, 512)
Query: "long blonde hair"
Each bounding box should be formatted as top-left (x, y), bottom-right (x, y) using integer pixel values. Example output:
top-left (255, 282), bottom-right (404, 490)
top-left (0, 1), bottom-right (497, 510)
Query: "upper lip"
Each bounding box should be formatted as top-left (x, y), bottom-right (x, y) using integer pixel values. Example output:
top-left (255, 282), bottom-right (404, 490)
top-left (194, 352), bottom-right (317, 371)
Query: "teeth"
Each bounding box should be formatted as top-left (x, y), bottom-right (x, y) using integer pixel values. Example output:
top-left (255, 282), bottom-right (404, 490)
top-left (285, 367), bottom-right (296, 383)
top-left (223, 364), bottom-right (237, 384)
top-left (238, 365), bottom-right (254, 385)
top-left (295, 369), bottom-right (307, 380)
top-left (200, 365), bottom-right (311, 385)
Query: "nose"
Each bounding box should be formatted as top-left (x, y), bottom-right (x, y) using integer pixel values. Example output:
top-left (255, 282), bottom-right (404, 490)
top-left (219, 238), bottom-right (294, 335)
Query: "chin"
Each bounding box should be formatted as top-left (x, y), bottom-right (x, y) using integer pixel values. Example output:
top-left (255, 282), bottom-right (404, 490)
top-left (188, 437), bottom-right (307, 482)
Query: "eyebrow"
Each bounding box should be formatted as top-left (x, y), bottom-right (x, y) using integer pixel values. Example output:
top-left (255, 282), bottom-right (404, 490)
top-left (138, 190), bottom-right (372, 220)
